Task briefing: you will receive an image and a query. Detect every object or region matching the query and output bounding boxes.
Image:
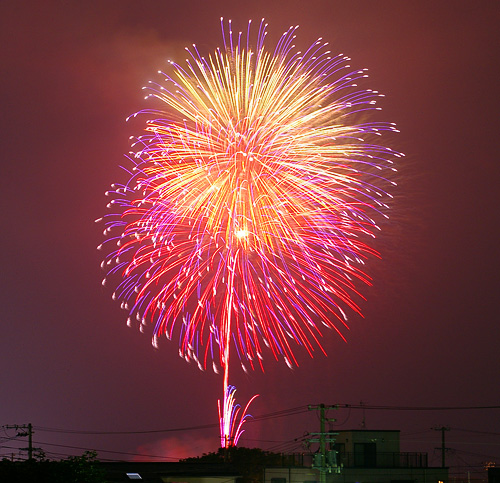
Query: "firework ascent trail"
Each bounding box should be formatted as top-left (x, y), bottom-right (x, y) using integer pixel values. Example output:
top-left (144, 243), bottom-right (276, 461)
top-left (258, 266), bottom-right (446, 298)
top-left (98, 18), bottom-right (401, 448)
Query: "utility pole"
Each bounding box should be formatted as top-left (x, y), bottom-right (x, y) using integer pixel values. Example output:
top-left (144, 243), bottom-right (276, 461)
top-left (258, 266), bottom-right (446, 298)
top-left (432, 426), bottom-right (450, 467)
top-left (28, 423), bottom-right (33, 461)
top-left (308, 404), bottom-right (340, 483)
top-left (3, 424), bottom-right (34, 460)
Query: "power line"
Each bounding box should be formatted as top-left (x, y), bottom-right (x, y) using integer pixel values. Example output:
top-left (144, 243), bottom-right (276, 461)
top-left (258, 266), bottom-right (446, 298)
top-left (452, 428), bottom-right (500, 436)
top-left (7, 402), bottom-right (497, 464)
top-left (31, 440), bottom-right (179, 460)
top-left (33, 405), bottom-right (309, 436)
top-left (336, 404), bottom-right (500, 411)
top-left (252, 405), bottom-right (310, 421)
top-left (34, 422), bottom-right (218, 435)
top-left (32, 403), bottom-right (499, 436)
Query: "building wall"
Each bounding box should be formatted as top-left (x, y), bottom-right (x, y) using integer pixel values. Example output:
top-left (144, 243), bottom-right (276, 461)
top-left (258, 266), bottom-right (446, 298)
top-left (336, 431), bottom-right (400, 454)
top-left (265, 466), bottom-right (321, 483)
top-left (162, 477), bottom-right (239, 483)
top-left (330, 467), bottom-right (448, 483)
top-left (488, 468), bottom-right (500, 483)
top-left (264, 466), bottom-right (448, 483)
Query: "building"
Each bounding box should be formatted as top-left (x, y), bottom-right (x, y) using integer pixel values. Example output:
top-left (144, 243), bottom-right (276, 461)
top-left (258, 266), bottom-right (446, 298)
top-left (264, 430), bottom-right (448, 483)
top-left (488, 467), bottom-right (500, 483)
top-left (100, 461), bottom-right (242, 483)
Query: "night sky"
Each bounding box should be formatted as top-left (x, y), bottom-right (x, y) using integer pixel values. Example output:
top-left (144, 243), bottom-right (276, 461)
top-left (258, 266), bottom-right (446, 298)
top-left (1, 0), bottom-right (499, 476)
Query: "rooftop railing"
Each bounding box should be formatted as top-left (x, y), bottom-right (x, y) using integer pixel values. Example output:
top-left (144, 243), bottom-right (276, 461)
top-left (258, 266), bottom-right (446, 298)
top-left (338, 451), bottom-right (428, 468)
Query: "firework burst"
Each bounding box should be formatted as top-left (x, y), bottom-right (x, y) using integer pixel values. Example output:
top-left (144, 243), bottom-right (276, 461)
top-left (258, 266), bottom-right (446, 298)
top-left (98, 18), bottom-right (401, 447)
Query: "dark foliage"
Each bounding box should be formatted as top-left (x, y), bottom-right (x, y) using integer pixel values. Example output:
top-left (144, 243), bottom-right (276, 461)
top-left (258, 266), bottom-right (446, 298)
top-left (0, 451), bottom-right (106, 483)
top-left (182, 447), bottom-right (286, 483)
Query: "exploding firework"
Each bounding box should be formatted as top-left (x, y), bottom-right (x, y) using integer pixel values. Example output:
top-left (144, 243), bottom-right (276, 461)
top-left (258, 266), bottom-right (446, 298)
top-left (219, 386), bottom-right (258, 448)
top-left (98, 19), bottom-right (401, 447)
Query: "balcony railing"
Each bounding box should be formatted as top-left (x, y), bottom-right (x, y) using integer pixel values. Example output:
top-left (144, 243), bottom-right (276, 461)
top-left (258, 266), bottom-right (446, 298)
top-left (338, 452), bottom-right (428, 468)
top-left (273, 452), bottom-right (428, 469)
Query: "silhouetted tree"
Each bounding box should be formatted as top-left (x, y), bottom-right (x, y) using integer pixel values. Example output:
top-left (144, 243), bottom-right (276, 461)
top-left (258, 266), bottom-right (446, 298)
top-left (182, 447), bottom-right (284, 483)
top-left (0, 450), bottom-right (105, 483)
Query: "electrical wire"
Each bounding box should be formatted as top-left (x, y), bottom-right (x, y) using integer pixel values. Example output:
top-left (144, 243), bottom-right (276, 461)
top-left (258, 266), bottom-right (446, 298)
top-left (452, 428), bottom-right (500, 436)
top-left (6, 403), bottom-right (498, 465)
top-left (31, 440), bottom-right (178, 460)
top-left (337, 404), bottom-right (500, 411)
top-left (34, 422), bottom-right (218, 435)
top-left (33, 405), bottom-right (310, 435)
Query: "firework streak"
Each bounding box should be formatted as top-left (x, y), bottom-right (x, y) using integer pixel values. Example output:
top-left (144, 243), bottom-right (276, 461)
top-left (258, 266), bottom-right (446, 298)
top-left (98, 19), bottom-right (401, 447)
